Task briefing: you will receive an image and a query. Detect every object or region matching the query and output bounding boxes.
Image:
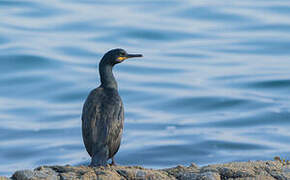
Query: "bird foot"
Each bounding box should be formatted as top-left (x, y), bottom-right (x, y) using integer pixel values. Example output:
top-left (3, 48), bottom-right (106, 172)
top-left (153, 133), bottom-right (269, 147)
top-left (110, 158), bottom-right (117, 166)
top-left (110, 162), bottom-right (117, 166)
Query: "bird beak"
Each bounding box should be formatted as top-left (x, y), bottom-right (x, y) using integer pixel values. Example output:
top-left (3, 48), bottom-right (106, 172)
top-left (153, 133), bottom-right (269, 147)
top-left (126, 54), bottom-right (143, 58)
top-left (117, 54), bottom-right (143, 62)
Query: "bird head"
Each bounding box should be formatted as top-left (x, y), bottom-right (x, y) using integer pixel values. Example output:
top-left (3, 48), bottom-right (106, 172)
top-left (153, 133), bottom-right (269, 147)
top-left (102, 48), bottom-right (143, 65)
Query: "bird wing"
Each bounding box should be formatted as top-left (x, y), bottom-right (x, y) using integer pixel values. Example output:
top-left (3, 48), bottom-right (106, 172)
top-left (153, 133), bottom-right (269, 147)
top-left (81, 88), bottom-right (105, 157)
top-left (107, 100), bottom-right (124, 158)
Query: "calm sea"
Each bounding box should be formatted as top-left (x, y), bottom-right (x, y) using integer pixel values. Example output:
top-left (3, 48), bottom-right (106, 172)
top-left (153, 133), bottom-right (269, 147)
top-left (1, 0), bottom-right (290, 176)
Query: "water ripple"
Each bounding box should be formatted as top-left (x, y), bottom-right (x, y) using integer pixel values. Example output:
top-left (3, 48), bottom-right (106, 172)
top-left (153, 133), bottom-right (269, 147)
top-left (0, 0), bottom-right (290, 176)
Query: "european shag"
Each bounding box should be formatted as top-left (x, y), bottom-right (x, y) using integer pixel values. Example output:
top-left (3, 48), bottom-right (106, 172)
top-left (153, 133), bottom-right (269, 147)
top-left (82, 48), bottom-right (142, 166)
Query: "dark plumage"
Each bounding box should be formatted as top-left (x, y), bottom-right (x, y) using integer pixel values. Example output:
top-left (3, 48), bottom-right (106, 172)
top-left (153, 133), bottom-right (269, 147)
top-left (81, 48), bottom-right (142, 166)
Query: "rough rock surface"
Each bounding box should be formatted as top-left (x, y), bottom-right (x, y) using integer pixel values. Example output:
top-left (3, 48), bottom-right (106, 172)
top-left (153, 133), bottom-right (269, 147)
top-left (4, 160), bottom-right (290, 180)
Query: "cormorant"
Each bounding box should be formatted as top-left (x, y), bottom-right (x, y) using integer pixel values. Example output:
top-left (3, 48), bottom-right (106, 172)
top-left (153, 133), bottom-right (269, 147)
top-left (81, 48), bottom-right (142, 166)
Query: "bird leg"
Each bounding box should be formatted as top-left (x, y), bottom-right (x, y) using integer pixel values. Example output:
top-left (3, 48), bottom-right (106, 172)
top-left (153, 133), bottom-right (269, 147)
top-left (110, 157), bottom-right (117, 166)
top-left (90, 154), bottom-right (107, 167)
top-left (90, 147), bottom-right (108, 167)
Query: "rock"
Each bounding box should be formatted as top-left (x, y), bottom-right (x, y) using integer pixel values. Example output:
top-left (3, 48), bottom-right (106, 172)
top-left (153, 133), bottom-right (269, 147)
top-left (12, 167), bottom-right (59, 180)
top-left (164, 164), bottom-right (220, 180)
top-left (115, 166), bottom-right (174, 180)
top-left (6, 160), bottom-right (290, 180)
top-left (208, 160), bottom-right (290, 180)
top-left (190, 163), bottom-right (199, 169)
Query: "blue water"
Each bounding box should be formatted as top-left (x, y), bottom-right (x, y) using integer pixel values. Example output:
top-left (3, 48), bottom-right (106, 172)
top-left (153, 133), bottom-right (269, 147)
top-left (1, 0), bottom-right (290, 176)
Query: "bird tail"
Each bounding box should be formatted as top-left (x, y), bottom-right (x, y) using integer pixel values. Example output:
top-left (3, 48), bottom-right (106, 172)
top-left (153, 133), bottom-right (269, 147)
top-left (90, 146), bottom-right (108, 167)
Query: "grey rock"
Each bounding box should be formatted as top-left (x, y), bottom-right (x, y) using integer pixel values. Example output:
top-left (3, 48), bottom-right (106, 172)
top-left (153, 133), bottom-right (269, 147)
top-left (197, 172), bottom-right (220, 180)
top-left (12, 170), bottom-right (34, 180)
top-left (12, 167), bottom-right (59, 180)
top-left (116, 167), bottom-right (174, 180)
top-left (190, 163), bottom-right (199, 169)
top-left (176, 171), bottom-right (220, 180)
top-left (5, 160), bottom-right (290, 180)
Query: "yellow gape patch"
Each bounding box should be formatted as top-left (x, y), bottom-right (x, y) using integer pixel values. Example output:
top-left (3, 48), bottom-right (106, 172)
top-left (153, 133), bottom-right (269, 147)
top-left (117, 57), bottom-right (127, 61)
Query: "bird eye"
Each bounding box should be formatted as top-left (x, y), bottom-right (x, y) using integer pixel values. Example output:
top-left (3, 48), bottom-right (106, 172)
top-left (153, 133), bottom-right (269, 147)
top-left (120, 52), bottom-right (126, 56)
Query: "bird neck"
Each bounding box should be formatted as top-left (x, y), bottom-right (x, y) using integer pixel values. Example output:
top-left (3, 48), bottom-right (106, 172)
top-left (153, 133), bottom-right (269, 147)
top-left (99, 63), bottom-right (118, 89)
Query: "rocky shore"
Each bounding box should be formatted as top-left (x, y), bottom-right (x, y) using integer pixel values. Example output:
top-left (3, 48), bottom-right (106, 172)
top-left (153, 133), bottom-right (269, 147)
top-left (2, 159), bottom-right (290, 180)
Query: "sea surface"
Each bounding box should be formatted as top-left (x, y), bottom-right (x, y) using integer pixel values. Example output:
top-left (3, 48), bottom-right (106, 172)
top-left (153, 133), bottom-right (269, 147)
top-left (1, 0), bottom-right (290, 176)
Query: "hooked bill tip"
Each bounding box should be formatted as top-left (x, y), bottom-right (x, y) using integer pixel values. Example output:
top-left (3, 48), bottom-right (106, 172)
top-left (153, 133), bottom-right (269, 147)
top-left (127, 54), bottom-right (143, 58)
